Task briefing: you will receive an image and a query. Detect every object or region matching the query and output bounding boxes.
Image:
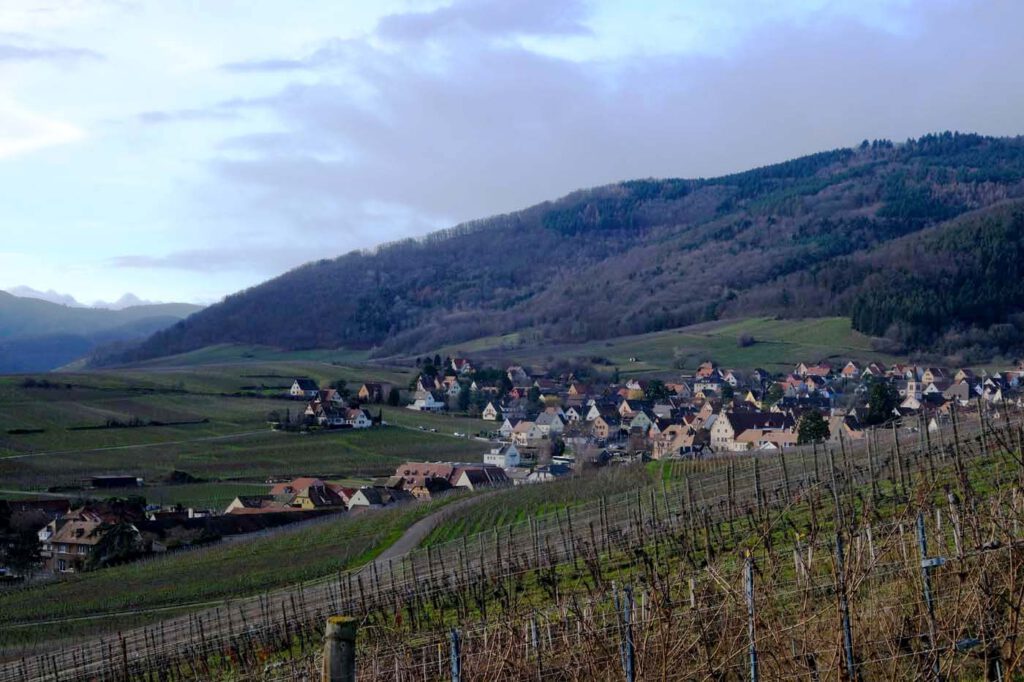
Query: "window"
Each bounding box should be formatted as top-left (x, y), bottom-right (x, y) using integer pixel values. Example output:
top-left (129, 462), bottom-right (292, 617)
top-left (57, 560), bottom-right (66, 571)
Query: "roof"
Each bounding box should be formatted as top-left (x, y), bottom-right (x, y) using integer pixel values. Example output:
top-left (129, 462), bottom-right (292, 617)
top-left (454, 466), bottom-right (510, 487)
top-left (270, 477), bottom-right (326, 496)
top-left (300, 484), bottom-right (346, 507)
top-left (6, 498), bottom-right (70, 515)
top-left (724, 411), bottom-right (794, 433)
top-left (50, 519), bottom-right (105, 546)
top-left (232, 495), bottom-right (278, 509)
top-left (293, 378), bottom-right (319, 391)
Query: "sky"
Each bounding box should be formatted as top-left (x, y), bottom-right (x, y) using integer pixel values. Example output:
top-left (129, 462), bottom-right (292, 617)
top-left (1, 0), bottom-right (1022, 305)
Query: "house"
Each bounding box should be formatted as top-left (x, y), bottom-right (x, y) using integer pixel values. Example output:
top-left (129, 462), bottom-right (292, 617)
top-left (498, 418), bottom-right (516, 438)
top-left (90, 475), bottom-right (142, 489)
top-left (501, 399), bottom-right (528, 421)
top-left (862, 362), bottom-right (886, 377)
top-left (416, 375), bottom-right (442, 393)
top-left (651, 403), bottom-right (675, 420)
top-left (694, 376), bottom-right (725, 397)
top-left (451, 465), bottom-right (510, 490)
top-left (567, 382), bottom-right (592, 398)
top-left (445, 379), bottom-right (463, 398)
top-left (347, 486), bottom-right (415, 510)
top-left (535, 412), bottom-right (565, 436)
top-left (305, 401), bottom-right (343, 426)
top-left (736, 429), bottom-right (799, 450)
top-left (290, 484), bottom-right (347, 510)
top-left (626, 410), bottom-right (654, 435)
top-left (484, 444), bottom-right (521, 469)
top-left (564, 406), bottom-right (583, 422)
top-left (507, 365), bottom-right (529, 386)
top-left (290, 378), bottom-right (320, 399)
top-left (511, 420), bottom-right (544, 447)
top-left (954, 368), bottom-right (976, 383)
top-left (829, 415), bottom-right (865, 443)
top-left (709, 411), bottom-right (795, 452)
top-left (43, 520), bottom-right (105, 573)
top-left (482, 402), bottom-right (500, 421)
top-left (408, 390), bottom-right (446, 412)
top-left (357, 383), bottom-right (390, 403)
top-left (943, 380), bottom-right (973, 403)
top-left (652, 424), bottom-right (708, 459)
top-left (525, 464), bottom-right (573, 484)
top-left (841, 362), bottom-right (861, 380)
top-left (795, 362), bottom-right (831, 378)
top-left (41, 515), bottom-right (142, 574)
top-left (921, 368), bottom-right (948, 385)
top-left (224, 495), bottom-right (294, 515)
top-left (317, 389), bottom-right (347, 405)
top-left (451, 358), bottom-right (474, 375)
top-left (343, 408), bottom-right (373, 428)
top-left (590, 414), bottom-right (619, 440)
top-left (390, 462), bottom-right (508, 493)
top-left (695, 361), bottom-right (718, 379)
top-left (269, 478), bottom-right (350, 510)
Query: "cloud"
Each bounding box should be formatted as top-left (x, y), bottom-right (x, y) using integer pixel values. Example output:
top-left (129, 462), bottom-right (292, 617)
top-left (135, 107), bottom-right (237, 125)
top-left (0, 38), bottom-right (102, 62)
top-left (221, 57), bottom-right (305, 73)
top-left (375, 0), bottom-right (591, 43)
top-left (206, 0), bottom-right (1024, 242)
top-left (106, 243), bottom-right (346, 274)
top-left (0, 105), bottom-right (83, 159)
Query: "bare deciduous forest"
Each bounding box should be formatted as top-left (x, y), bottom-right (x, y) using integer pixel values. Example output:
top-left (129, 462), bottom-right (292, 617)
top-left (102, 133), bottom-right (1024, 367)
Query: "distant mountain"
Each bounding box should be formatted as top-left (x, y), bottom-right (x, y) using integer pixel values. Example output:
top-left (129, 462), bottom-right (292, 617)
top-left (6, 286), bottom-right (84, 308)
top-left (4, 287), bottom-right (172, 311)
top-left (0, 292), bottom-right (202, 373)
top-left (108, 132), bottom-right (1024, 366)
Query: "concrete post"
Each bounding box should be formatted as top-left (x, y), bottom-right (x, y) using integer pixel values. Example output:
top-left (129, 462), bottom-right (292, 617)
top-left (322, 616), bottom-right (358, 682)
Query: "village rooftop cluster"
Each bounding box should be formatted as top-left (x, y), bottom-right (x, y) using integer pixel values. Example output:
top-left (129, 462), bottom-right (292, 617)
top-left (3, 354), bottom-right (1021, 580)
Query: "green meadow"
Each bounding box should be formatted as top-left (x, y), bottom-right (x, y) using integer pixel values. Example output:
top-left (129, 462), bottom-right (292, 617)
top-left (430, 316), bottom-right (898, 376)
top-left (0, 353), bottom-right (486, 498)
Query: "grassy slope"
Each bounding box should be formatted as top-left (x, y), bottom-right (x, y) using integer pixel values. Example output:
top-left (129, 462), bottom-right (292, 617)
top-left (0, 357), bottom-right (486, 495)
top-left (421, 466), bottom-right (652, 547)
top-left (428, 316), bottom-right (896, 376)
top-left (0, 497), bottom-right (459, 648)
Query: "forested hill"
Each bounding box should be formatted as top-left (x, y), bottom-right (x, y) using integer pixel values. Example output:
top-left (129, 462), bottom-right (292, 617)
top-left (0, 293), bottom-right (201, 372)
top-left (108, 132), bottom-right (1024, 365)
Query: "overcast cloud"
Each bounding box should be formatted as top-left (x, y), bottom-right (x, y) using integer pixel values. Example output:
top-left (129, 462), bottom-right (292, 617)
top-left (0, 0), bottom-right (1021, 304)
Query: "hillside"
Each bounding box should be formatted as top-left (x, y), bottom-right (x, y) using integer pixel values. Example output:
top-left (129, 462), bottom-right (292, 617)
top-left (0, 292), bottom-right (202, 372)
top-left (110, 132), bottom-right (1024, 365)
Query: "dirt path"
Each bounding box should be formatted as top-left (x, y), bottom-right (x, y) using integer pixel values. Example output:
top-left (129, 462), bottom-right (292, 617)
top-left (0, 491), bottom-right (488, 633)
top-left (374, 492), bottom-right (485, 561)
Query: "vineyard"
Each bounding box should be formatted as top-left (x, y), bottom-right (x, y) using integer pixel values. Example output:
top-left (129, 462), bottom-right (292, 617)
top-left (3, 403), bottom-right (1024, 680)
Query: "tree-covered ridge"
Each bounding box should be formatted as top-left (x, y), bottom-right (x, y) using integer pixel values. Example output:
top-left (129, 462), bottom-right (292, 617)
top-left (107, 132), bottom-right (1024, 365)
top-left (849, 206), bottom-right (1024, 359)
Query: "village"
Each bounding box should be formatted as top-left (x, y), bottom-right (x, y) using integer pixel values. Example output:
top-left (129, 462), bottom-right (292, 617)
top-left (403, 355), bottom-right (1019, 458)
top-left (3, 354), bottom-right (1020, 580)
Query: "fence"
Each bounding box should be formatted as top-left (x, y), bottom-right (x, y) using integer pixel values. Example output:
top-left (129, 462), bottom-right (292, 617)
top-left (1, 401), bottom-right (1022, 680)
